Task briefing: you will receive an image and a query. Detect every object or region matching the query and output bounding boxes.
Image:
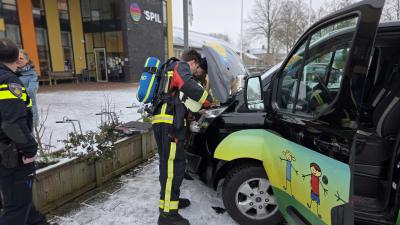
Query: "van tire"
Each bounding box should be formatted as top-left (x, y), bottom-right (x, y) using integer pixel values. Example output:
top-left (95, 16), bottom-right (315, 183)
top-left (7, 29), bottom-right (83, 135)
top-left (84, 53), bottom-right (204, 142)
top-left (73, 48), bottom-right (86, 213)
top-left (222, 164), bottom-right (283, 225)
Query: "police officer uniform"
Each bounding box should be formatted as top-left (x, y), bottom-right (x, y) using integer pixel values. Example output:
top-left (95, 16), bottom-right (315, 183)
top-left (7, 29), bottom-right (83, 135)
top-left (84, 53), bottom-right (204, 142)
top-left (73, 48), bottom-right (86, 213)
top-left (0, 63), bottom-right (51, 225)
top-left (153, 60), bottom-right (212, 225)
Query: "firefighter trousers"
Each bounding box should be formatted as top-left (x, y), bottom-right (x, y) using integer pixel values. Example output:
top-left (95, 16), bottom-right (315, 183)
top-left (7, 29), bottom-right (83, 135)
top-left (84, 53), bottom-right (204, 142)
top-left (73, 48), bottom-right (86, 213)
top-left (153, 123), bottom-right (186, 213)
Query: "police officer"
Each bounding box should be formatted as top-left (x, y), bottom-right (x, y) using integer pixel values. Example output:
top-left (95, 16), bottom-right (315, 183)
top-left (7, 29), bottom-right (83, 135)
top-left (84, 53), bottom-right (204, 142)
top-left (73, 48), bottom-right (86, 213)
top-left (153, 49), bottom-right (212, 225)
top-left (0, 38), bottom-right (56, 225)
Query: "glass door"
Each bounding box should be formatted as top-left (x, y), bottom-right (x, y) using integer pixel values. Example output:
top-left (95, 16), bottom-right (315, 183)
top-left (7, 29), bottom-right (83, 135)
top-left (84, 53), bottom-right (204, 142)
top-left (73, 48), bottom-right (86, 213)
top-left (94, 48), bottom-right (108, 82)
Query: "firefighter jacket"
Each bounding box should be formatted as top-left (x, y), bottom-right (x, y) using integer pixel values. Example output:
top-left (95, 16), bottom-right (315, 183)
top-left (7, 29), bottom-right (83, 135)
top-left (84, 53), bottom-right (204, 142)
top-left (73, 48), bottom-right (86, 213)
top-left (0, 63), bottom-right (36, 158)
top-left (152, 61), bottom-right (212, 139)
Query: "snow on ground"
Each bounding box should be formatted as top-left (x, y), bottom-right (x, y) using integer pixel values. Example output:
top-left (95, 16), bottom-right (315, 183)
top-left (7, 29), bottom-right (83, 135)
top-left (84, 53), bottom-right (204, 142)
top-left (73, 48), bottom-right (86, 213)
top-left (38, 83), bottom-right (238, 224)
top-left (37, 84), bottom-right (141, 151)
top-left (51, 156), bottom-right (238, 225)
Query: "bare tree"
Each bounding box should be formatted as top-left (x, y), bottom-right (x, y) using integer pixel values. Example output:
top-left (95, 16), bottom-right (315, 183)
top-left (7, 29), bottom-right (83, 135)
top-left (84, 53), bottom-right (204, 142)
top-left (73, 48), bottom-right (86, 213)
top-left (318, 0), bottom-right (355, 18)
top-left (382, 0), bottom-right (400, 21)
top-left (274, 0), bottom-right (309, 53)
top-left (325, 0), bottom-right (355, 12)
top-left (35, 106), bottom-right (54, 163)
top-left (246, 0), bottom-right (281, 54)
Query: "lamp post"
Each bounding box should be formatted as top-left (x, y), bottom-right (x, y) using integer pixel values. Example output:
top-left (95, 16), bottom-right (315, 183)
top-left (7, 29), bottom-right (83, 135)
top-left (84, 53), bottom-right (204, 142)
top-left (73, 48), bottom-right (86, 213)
top-left (183, 0), bottom-right (189, 50)
top-left (240, 0), bottom-right (244, 61)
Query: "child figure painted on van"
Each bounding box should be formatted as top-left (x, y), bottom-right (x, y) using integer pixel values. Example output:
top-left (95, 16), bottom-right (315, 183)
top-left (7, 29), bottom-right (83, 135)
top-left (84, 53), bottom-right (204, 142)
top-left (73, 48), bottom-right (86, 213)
top-left (280, 150), bottom-right (298, 197)
top-left (302, 162), bottom-right (328, 218)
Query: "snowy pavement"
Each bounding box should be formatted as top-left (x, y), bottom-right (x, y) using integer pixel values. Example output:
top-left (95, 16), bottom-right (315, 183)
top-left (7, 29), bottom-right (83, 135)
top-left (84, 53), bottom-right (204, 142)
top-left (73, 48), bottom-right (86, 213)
top-left (38, 83), bottom-right (238, 225)
top-left (37, 83), bottom-right (141, 151)
top-left (50, 156), bottom-right (238, 225)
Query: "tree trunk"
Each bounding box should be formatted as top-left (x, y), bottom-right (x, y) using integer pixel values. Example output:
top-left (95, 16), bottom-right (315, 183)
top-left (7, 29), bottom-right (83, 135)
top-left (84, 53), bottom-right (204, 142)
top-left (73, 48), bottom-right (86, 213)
top-left (267, 30), bottom-right (271, 54)
top-left (398, 0), bottom-right (400, 20)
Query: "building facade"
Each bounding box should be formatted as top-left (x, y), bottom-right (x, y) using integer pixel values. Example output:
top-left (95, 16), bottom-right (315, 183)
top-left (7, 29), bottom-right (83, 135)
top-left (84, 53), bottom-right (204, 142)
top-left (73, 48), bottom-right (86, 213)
top-left (0, 0), bottom-right (172, 82)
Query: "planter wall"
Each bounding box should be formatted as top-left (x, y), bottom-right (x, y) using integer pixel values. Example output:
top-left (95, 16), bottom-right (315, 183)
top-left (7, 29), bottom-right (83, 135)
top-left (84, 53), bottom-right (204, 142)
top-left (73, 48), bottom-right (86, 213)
top-left (33, 131), bottom-right (157, 213)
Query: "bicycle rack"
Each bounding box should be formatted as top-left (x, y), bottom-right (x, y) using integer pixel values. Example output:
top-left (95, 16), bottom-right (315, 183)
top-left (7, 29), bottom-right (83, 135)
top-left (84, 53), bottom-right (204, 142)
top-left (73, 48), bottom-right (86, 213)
top-left (126, 103), bottom-right (141, 109)
top-left (55, 116), bottom-right (83, 135)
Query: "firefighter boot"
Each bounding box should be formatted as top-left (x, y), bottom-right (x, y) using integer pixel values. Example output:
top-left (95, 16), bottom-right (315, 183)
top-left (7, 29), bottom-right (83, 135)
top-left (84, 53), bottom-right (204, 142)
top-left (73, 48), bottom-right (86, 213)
top-left (179, 198), bottom-right (191, 209)
top-left (158, 212), bottom-right (190, 225)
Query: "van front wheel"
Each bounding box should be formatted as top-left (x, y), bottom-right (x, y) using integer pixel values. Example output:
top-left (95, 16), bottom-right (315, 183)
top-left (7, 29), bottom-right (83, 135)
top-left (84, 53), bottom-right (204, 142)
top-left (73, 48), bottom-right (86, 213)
top-left (222, 164), bottom-right (282, 225)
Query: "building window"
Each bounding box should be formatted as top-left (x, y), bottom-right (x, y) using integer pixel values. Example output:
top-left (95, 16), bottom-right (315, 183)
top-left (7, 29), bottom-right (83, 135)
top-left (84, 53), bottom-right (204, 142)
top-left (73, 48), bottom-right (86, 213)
top-left (1, 24), bottom-right (22, 48)
top-left (81, 0), bottom-right (91, 22)
top-left (105, 31), bottom-right (124, 81)
top-left (81, 0), bottom-right (117, 22)
top-left (61, 31), bottom-right (74, 71)
top-left (32, 0), bottom-right (45, 16)
top-left (58, 0), bottom-right (69, 20)
top-left (0, 0), bottom-right (17, 11)
top-left (35, 28), bottom-right (51, 74)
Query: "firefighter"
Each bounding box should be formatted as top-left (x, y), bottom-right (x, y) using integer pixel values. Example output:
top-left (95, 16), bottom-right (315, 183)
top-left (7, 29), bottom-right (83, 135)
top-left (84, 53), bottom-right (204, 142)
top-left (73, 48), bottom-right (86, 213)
top-left (0, 38), bottom-right (56, 225)
top-left (153, 49), bottom-right (212, 225)
top-left (194, 58), bottom-right (208, 88)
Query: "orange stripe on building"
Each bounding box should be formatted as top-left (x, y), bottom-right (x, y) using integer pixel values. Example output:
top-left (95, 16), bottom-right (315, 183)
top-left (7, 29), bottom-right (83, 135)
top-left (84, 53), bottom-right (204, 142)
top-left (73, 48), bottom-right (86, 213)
top-left (17, 0), bottom-right (41, 76)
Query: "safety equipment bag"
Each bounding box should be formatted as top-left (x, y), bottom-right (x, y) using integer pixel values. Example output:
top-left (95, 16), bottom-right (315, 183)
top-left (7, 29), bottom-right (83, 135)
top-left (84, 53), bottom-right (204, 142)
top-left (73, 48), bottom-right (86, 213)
top-left (137, 57), bottom-right (161, 104)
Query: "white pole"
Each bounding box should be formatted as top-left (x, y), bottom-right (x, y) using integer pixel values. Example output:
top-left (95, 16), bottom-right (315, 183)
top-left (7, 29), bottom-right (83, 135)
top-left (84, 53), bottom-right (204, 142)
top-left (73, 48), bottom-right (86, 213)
top-left (183, 0), bottom-right (189, 49)
top-left (308, 0), bottom-right (312, 27)
top-left (240, 0), bottom-right (244, 61)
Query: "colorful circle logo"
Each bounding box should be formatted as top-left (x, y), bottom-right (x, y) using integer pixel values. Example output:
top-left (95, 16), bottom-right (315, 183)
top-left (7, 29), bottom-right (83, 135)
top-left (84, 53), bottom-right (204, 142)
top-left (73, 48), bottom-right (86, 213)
top-left (130, 3), bottom-right (141, 22)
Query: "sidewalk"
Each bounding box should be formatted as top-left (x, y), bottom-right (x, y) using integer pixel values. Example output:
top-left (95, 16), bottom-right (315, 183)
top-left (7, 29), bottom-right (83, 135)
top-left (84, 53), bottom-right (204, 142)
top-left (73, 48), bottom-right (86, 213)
top-left (49, 157), bottom-right (238, 225)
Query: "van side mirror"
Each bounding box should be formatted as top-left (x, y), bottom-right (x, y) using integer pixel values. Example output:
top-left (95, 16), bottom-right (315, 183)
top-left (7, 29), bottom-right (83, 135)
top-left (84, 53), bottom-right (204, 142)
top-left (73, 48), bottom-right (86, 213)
top-left (245, 76), bottom-right (265, 111)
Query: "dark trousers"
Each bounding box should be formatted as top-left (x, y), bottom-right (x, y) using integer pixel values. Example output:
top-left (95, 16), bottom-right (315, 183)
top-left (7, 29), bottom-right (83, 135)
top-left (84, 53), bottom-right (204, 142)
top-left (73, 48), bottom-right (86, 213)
top-left (153, 123), bottom-right (186, 213)
top-left (0, 164), bottom-right (45, 225)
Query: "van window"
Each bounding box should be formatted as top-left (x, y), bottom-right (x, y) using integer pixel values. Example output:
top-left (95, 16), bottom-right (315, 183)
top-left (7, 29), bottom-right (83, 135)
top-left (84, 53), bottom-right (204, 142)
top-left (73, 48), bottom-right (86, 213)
top-left (278, 17), bottom-right (357, 116)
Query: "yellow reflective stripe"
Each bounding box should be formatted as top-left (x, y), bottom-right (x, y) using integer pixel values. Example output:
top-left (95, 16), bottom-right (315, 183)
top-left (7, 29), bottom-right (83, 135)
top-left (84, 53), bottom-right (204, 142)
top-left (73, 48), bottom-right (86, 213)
top-left (151, 106), bottom-right (174, 124)
top-left (161, 103), bottom-right (168, 115)
top-left (143, 75), bottom-right (156, 103)
top-left (164, 142), bottom-right (177, 212)
top-left (0, 84), bottom-right (26, 91)
top-left (0, 90), bottom-right (28, 101)
top-left (0, 90), bottom-right (19, 100)
top-left (164, 77), bottom-right (170, 93)
top-left (316, 95), bottom-right (324, 105)
top-left (152, 120), bottom-right (173, 125)
top-left (27, 98), bottom-right (32, 107)
top-left (159, 200), bottom-right (179, 210)
top-left (164, 71), bottom-right (173, 93)
top-left (312, 90), bottom-right (323, 105)
top-left (199, 90), bottom-right (208, 104)
top-left (144, 57), bottom-right (150, 67)
top-left (341, 110), bottom-right (351, 127)
top-left (151, 115), bottom-right (174, 125)
top-left (155, 60), bottom-right (160, 69)
top-left (153, 115), bottom-right (173, 119)
top-left (151, 114), bottom-right (173, 124)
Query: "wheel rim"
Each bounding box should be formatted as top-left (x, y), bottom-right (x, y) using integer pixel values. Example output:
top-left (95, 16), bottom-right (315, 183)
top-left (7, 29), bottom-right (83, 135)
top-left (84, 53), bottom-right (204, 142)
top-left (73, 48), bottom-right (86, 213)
top-left (235, 178), bottom-right (278, 220)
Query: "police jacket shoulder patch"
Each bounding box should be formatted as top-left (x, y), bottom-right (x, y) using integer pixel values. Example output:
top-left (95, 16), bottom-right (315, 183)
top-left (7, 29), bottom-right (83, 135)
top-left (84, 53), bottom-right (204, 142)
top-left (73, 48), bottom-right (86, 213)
top-left (8, 83), bottom-right (23, 98)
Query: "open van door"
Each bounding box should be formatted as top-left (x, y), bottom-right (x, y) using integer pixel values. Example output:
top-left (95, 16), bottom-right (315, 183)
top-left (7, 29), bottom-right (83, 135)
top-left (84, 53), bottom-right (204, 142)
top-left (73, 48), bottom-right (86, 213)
top-left (268, 0), bottom-right (384, 224)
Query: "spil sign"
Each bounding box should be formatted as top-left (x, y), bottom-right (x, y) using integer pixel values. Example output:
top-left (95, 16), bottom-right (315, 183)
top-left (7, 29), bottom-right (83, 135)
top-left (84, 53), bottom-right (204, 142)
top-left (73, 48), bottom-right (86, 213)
top-left (130, 2), bottom-right (162, 24)
top-left (143, 10), bottom-right (162, 24)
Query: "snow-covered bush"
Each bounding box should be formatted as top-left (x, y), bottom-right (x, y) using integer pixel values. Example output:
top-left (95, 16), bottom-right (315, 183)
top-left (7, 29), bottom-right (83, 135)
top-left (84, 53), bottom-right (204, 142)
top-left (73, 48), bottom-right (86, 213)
top-left (62, 118), bottom-right (122, 160)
